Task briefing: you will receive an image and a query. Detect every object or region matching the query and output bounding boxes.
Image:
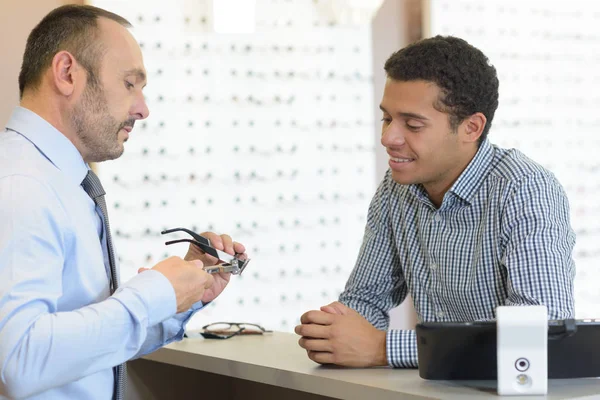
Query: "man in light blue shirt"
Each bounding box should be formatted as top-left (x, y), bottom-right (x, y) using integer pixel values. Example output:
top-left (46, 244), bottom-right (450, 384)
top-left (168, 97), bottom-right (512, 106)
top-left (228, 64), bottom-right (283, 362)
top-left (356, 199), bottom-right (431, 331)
top-left (0, 5), bottom-right (245, 399)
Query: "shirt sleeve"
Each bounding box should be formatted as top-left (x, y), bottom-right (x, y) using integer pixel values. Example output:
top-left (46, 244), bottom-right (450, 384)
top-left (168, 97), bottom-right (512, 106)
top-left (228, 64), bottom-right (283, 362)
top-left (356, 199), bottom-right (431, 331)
top-left (133, 300), bottom-right (204, 359)
top-left (500, 173), bottom-right (576, 319)
top-left (0, 175), bottom-right (177, 399)
top-left (339, 171), bottom-right (414, 368)
top-left (386, 329), bottom-right (418, 368)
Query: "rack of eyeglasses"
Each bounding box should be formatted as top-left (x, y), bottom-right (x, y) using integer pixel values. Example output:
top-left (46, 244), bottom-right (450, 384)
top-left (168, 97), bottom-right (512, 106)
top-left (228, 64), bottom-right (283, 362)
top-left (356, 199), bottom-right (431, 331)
top-left (91, 0), bottom-right (377, 332)
top-left (428, 0), bottom-right (600, 319)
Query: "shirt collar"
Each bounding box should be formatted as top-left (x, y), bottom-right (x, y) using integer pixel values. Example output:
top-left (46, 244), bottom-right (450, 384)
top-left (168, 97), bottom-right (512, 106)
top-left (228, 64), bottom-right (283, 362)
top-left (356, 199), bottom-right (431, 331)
top-left (5, 106), bottom-right (89, 185)
top-left (447, 139), bottom-right (495, 205)
top-left (406, 139), bottom-right (495, 208)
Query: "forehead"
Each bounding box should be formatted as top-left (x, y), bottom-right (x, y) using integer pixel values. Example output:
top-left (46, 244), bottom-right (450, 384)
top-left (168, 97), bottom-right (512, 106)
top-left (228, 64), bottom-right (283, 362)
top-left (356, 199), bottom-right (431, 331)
top-left (96, 17), bottom-right (146, 77)
top-left (381, 79), bottom-right (442, 112)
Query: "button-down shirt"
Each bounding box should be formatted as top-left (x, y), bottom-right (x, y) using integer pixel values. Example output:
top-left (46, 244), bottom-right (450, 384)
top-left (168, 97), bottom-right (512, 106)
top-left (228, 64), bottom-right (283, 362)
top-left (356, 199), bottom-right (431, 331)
top-left (340, 139), bottom-right (575, 367)
top-left (0, 107), bottom-right (202, 399)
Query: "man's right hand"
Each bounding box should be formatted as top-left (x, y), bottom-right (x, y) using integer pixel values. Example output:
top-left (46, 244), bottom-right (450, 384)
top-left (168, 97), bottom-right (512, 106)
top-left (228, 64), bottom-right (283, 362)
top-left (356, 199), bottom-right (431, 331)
top-left (149, 256), bottom-right (214, 313)
top-left (295, 301), bottom-right (388, 367)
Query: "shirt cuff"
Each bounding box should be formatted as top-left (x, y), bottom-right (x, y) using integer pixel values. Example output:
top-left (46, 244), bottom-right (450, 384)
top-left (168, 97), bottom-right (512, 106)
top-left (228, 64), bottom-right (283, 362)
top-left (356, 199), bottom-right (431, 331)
top-left (386, 329), bottom-right (418, 368)
top-left (113, 270), bottom-right (176, 327)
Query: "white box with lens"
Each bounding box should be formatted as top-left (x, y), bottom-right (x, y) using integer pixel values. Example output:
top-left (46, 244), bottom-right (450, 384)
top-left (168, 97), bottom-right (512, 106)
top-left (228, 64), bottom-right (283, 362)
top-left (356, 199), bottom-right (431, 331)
top-left (497, 305), bottom-right (548, 396)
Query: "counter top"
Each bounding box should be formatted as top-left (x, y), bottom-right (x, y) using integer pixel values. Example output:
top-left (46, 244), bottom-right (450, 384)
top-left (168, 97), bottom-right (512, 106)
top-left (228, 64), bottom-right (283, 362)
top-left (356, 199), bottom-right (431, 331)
top-left (142, 331), bottom-right (600, 399)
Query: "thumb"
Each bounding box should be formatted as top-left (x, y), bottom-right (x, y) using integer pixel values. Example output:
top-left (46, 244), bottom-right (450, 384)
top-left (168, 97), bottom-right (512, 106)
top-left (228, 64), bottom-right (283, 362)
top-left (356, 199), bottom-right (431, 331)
top-left (137, 267), bottom-right (149, 274)
top-left (190, 259), bottom-right (204, 268)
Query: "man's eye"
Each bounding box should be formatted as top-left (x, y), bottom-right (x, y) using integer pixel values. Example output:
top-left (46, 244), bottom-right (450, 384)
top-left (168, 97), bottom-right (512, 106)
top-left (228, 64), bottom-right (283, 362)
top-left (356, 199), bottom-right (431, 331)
top-left (125, 81), bottom-right (134, 89)
top-left (406, 123), bottom-right (423, 130)
top-left (381, 117), bottom-right (392, 123)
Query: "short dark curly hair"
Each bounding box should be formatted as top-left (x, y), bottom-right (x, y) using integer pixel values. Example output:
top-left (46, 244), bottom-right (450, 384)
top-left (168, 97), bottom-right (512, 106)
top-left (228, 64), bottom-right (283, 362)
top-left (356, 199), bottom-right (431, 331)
top-left (384, 35), bottom-right (499, 144)
top-left (18, 5), bottom-right (131, 98)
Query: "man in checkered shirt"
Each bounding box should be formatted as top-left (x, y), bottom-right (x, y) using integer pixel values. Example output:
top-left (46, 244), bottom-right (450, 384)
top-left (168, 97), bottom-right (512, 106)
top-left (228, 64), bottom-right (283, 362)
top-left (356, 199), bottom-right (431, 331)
top-left (295, 35), bottom-right (575, 368)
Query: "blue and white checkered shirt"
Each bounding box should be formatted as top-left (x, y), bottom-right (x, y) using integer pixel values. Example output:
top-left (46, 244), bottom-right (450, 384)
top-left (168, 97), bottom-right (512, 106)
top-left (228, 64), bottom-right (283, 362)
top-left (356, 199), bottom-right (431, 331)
top-left (339, 139), bottom-right (575, 368)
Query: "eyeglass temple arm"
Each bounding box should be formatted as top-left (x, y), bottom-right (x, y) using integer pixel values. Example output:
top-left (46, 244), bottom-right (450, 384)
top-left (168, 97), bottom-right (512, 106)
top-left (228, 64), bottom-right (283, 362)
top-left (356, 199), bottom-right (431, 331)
top-left (162, 238), bottom-right (221, 260)
top-left (161, 227), bottom-right (210, 245)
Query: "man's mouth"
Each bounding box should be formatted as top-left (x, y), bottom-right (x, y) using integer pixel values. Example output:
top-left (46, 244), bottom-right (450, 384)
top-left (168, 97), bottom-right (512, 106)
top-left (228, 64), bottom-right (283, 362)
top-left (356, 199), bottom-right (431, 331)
top-left (121, 119), bottom-right (135, 133)
top-left (390, 157), bottom-right (414, 163)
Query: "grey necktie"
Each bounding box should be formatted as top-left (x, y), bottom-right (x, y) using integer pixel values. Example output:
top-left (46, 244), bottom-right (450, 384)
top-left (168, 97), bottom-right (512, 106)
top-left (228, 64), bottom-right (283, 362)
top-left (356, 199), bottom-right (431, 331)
top-left (81, 169), bottom-right (125, 400)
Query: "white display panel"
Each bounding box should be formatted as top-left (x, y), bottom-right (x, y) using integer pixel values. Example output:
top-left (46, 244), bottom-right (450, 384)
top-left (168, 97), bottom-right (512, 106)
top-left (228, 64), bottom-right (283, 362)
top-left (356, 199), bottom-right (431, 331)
top-left (429, 0), bottom-right (600, 318)
top-left (90, 0), bottom-right (376, 332)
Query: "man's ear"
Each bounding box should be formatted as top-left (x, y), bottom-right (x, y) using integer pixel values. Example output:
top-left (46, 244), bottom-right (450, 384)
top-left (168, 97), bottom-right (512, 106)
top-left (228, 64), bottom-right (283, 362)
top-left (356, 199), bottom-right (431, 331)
top-left (50, 50), bottom-right (81, 97)
top-left (461, 112), bottom-right (487, 144)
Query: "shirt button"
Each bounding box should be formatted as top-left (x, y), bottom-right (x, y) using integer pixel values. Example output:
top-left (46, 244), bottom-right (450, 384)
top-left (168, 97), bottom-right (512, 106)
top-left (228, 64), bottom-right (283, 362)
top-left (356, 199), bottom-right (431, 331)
top-left (430, 263), bottom-right (438, 270)
top-left (437, 310), bottom-right (445, 318)
top-left (434, 214), bottom-right (441, 222)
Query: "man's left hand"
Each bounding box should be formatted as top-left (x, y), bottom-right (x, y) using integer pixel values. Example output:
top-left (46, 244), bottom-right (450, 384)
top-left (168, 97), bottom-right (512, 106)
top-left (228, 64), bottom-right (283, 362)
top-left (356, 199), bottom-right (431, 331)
top-left (184, 232), bottom-right (246, 303)
top-left (295, 301), bottom-right (388, 367)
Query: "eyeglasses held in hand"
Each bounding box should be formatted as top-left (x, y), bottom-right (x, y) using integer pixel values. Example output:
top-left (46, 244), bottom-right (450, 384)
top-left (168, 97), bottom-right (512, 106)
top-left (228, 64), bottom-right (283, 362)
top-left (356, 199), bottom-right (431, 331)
top-left (161, 227), bottom-right (250, 275)
top-left (194, 322), bottom-right (272, 340)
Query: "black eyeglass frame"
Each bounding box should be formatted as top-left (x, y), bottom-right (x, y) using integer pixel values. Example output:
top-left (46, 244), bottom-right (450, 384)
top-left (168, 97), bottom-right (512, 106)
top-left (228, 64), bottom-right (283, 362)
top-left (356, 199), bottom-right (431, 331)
top-left (161, 227), bottom-right (250, 275)
top-left (199, 322), bottom-right (272, 339)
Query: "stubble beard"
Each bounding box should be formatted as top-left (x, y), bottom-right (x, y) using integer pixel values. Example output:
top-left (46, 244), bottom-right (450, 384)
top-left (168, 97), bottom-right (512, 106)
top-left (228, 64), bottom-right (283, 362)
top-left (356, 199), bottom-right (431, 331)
top-left (72, 82), bottom-right (126, 163)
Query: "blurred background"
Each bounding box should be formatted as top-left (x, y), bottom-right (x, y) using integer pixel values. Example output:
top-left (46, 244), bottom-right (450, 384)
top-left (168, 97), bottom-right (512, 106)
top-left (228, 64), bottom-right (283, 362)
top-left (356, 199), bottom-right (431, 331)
top-left (1, 0), bottom-right (598, 333)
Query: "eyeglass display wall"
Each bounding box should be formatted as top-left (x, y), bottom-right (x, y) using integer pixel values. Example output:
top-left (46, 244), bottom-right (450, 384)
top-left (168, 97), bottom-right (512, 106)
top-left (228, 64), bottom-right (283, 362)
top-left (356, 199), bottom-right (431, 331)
top-left (90, 0), bottom-right (376, 332)
top-left (427, 0), bottom-right (600, 318)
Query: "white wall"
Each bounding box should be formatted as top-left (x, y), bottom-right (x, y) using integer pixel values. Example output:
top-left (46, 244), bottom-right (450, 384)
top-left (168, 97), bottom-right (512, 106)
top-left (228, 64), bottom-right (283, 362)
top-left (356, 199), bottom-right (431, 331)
top-left (0, 0), bottom-right (81, 126)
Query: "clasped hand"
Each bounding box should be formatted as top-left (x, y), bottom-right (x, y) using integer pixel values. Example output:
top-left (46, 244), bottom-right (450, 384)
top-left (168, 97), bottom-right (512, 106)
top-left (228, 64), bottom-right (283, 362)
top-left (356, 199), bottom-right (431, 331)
top-left (295, 301), bottom-right (388, 367)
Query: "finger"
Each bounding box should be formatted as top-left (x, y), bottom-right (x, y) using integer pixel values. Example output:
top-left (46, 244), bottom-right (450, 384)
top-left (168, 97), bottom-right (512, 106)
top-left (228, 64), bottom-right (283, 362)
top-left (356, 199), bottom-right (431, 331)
top-left (321, 305), bottom-right (341, 315)
top-left (300, 310), bottom-right (336, 325)
top-left (298, 337), bottom-right (332, 352)
top-left (294, 323), bottom-right (331, 339)
top-left (201, 231), bottom-right (224, 250)
top-left (190, 259), bottom-right (204, 268)
top-left (307, 350), bottom-right (334, 365)
top-left (219, 234), bottom-right (235, 255)
top-left (320, 301), bottom-right (349, 315)
top-left (233, 241), bottom-right (246, 255)
top-left (137, 267), bottom-right (149, 274)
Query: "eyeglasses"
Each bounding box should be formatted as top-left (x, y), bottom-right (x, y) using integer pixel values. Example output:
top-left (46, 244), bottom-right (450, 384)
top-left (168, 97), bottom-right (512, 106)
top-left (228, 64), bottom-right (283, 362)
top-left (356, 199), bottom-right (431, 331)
top-left (197, 322), bottom-right (272, 340)
top-left (161, 227), bottom-right (250, 275)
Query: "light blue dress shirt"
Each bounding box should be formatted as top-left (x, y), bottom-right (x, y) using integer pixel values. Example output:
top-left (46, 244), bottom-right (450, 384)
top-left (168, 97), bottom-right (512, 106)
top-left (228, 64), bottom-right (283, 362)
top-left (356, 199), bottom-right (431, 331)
top-left (0, 107), bottom-right (202, 399)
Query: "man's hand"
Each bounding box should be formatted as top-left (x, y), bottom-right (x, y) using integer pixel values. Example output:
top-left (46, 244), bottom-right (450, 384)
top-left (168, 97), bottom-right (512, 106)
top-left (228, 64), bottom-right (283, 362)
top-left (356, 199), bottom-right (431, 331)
top-left (295, 301), bottom-right (388, 367)
top-left (150, 256), bottom-right (214, 313)
top-left (184, 232), bottom-right (246, 303)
